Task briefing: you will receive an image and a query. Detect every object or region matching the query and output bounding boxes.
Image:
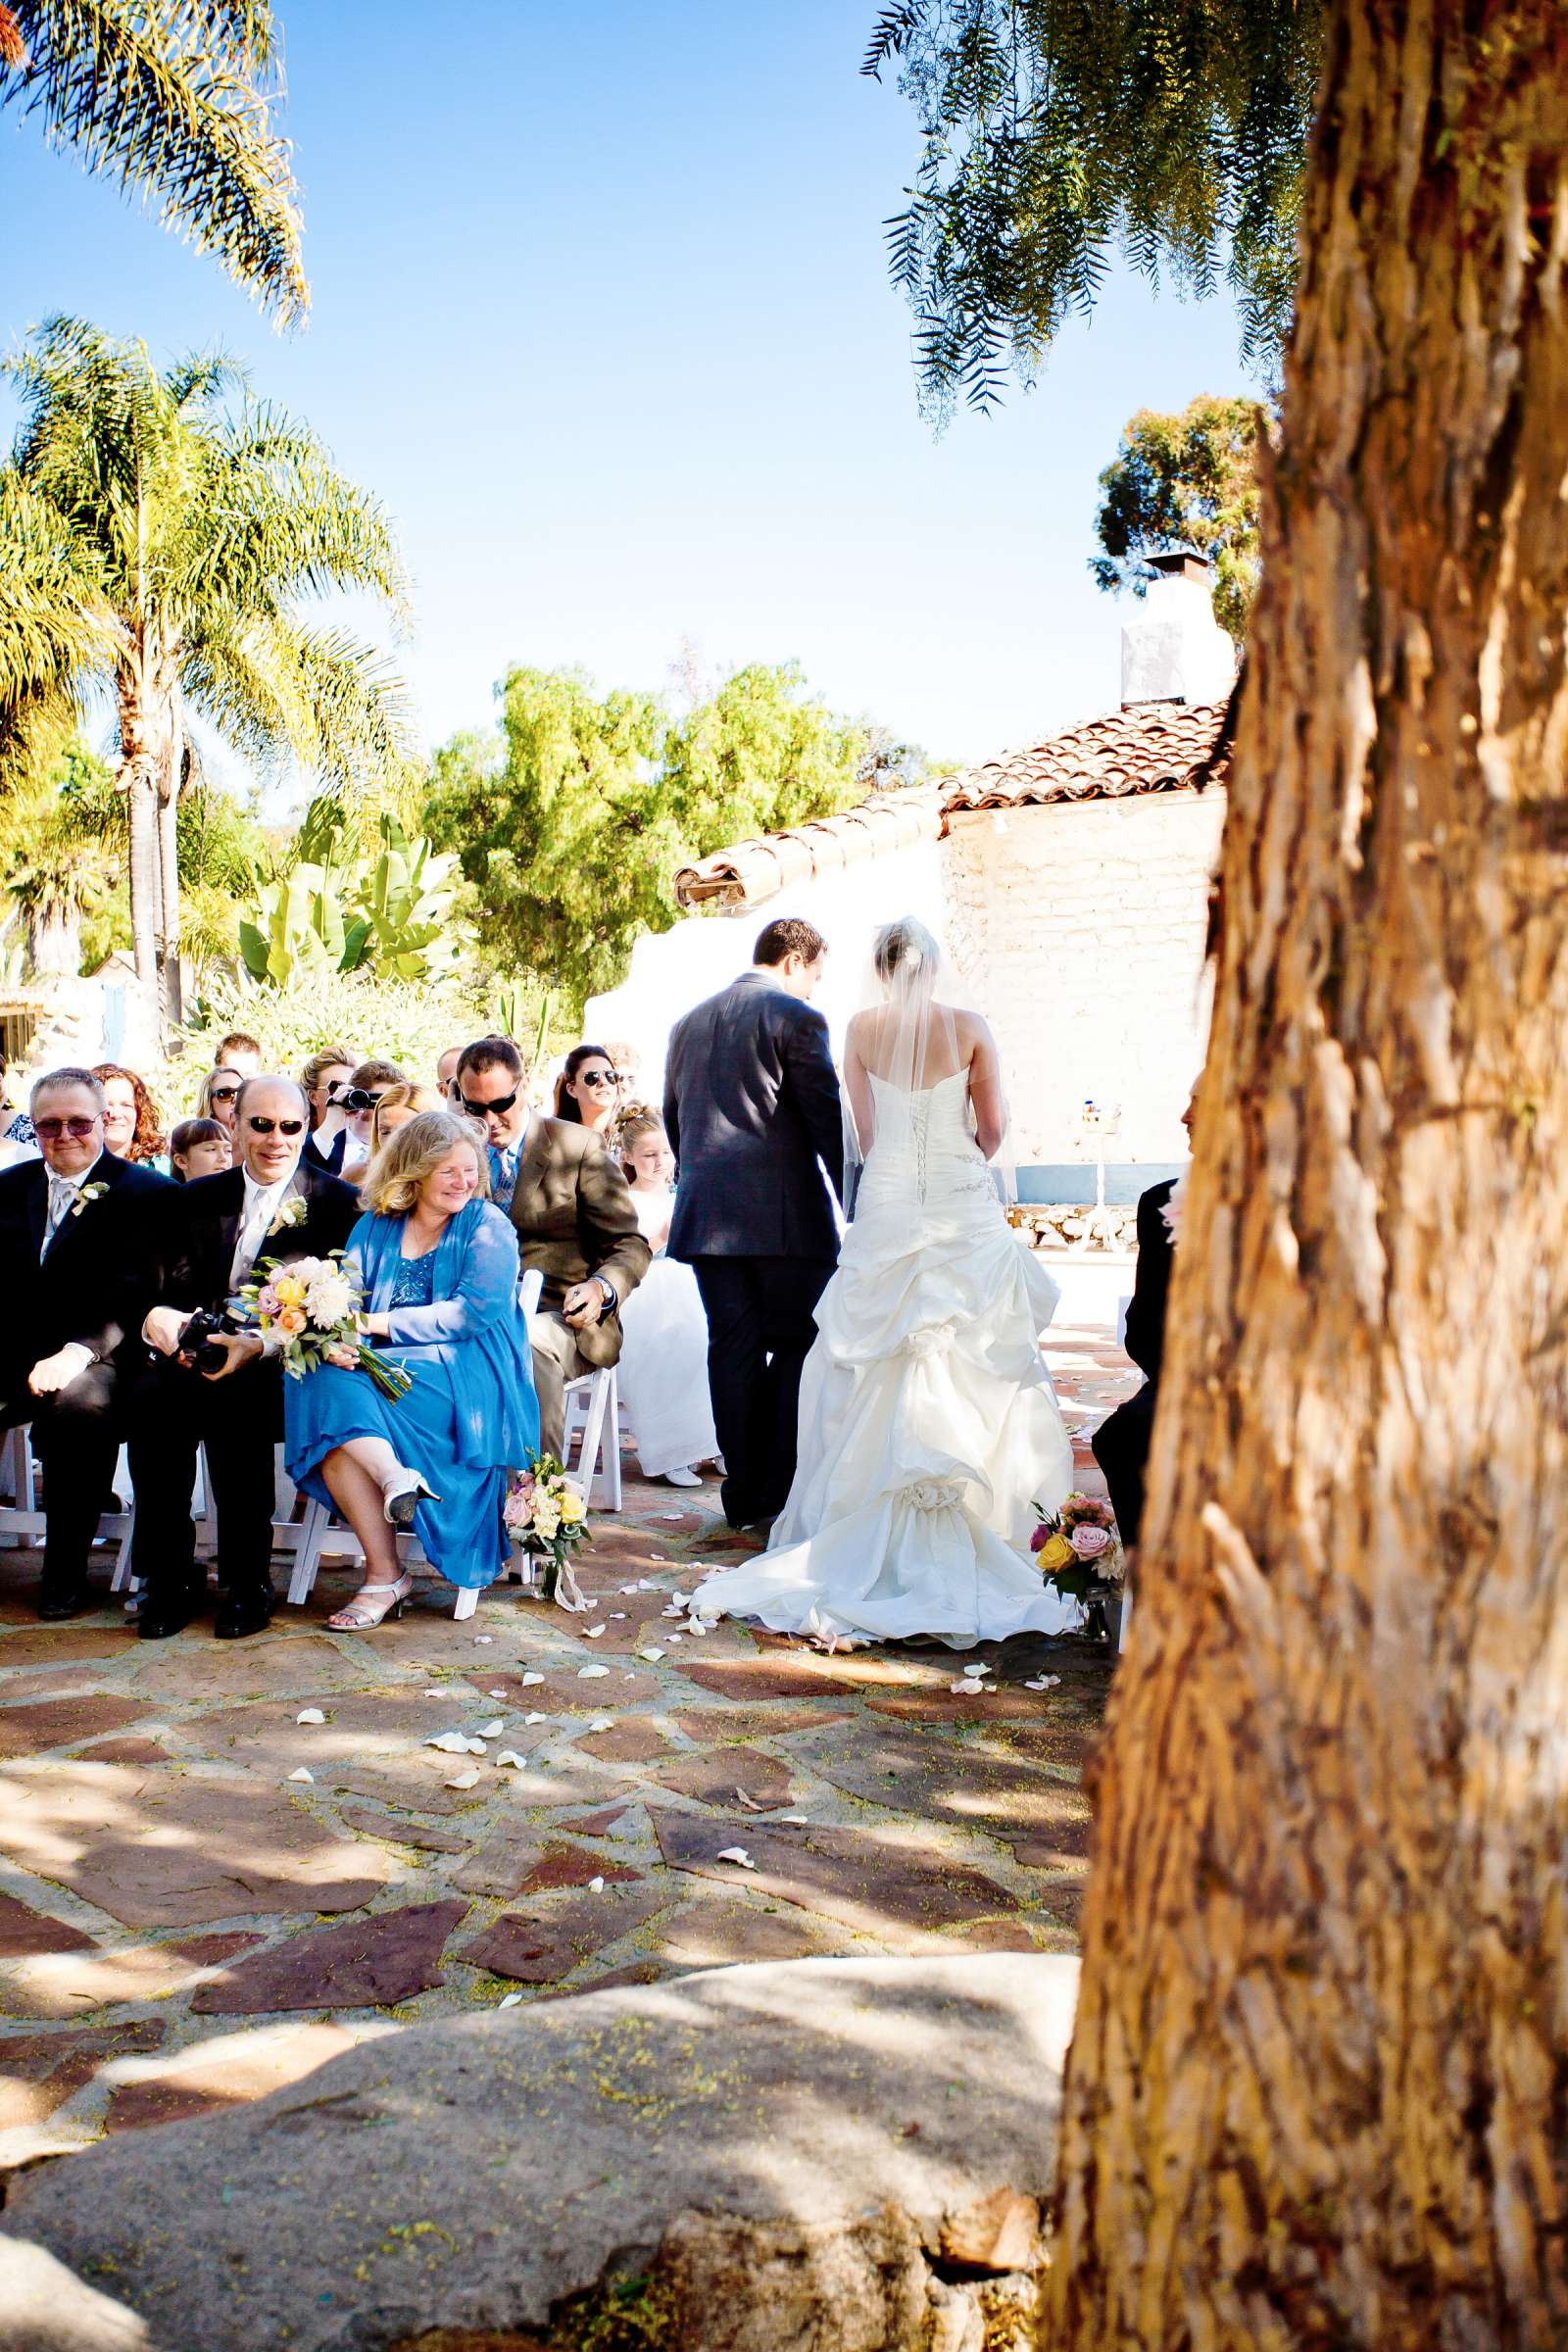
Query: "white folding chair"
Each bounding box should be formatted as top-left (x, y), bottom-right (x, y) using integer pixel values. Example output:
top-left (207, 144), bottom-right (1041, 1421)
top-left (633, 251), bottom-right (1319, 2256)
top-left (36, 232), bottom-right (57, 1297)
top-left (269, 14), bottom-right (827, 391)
top-left (0, 1425), bottom-right (132, 1557)
top-left (518, 1264), bottom-right (620, 1509)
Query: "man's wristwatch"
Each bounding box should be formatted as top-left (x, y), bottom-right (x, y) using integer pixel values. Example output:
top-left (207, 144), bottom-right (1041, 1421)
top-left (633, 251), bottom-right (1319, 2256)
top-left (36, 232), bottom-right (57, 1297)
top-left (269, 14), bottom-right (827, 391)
top-left (597, 1276), bottom-right (615, 1312)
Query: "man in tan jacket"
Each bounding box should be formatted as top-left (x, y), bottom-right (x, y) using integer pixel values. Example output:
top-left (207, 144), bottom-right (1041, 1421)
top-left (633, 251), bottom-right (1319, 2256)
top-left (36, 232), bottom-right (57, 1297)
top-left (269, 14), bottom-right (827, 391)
top-left (454, 1036), bottom-right (649, 1456)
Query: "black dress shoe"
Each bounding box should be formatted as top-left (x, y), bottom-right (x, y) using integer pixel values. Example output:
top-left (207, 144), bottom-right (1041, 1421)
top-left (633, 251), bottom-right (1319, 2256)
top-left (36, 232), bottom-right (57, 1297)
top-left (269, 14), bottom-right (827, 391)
top-left (139, 1597), bottom-right (204, 1641)
top-left (37, 1588), bottom-right (93, 1621)
top-left (214, 1590), bottom-right (274, 1641)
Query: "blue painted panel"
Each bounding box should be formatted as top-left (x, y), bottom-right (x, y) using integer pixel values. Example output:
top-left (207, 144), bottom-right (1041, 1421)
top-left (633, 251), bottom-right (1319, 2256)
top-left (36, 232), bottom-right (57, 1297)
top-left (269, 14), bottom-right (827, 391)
top-left (1014, 1161), bottom-right (1187, 1207)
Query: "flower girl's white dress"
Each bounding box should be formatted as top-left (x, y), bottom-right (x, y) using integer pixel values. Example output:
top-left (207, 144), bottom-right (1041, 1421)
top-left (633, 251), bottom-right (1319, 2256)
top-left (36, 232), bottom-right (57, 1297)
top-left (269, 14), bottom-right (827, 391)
top-left (696, 1066), bottom-right (1078, 1647)
top-left (617, 1187), bottom-right (718, 1480)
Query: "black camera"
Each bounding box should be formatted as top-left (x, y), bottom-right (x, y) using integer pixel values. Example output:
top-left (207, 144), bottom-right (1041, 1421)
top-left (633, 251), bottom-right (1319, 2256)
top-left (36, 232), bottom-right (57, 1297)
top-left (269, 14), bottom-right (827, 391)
top-left (176, 1309), bottom-right (231, 1374)
top-left (339, 1086), bottom-right (377, 1113)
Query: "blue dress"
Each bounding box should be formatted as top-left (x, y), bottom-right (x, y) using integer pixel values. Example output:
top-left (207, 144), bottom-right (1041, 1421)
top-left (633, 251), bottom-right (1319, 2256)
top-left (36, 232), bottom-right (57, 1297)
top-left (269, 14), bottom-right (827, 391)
top-left (283, 1199), bottom-right (539, 1590)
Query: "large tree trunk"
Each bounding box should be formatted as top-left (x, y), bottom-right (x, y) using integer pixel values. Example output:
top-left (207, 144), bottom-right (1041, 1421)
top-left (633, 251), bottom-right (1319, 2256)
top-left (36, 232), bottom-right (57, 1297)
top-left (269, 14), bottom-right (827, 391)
top-left (154, 715), bottom-right (183, 1033)
top-left (1047, 6), bottom-right (1568, 2348)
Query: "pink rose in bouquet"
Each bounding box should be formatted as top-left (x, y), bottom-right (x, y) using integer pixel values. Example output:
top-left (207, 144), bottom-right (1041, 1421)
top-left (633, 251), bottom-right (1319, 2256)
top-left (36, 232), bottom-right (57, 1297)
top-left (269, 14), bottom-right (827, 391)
top-left (1069, 1521), bottom-right (1112, 1559)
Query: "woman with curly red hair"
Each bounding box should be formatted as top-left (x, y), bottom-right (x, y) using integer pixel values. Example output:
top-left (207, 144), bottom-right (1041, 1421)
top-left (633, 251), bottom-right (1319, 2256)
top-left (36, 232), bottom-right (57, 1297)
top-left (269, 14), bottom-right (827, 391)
top-left (92, 1063), bottom-right (169, 1170)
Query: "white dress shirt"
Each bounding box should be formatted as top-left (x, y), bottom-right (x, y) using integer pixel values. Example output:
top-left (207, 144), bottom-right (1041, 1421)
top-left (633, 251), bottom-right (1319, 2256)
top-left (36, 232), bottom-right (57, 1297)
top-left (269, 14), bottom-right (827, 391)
top-left (230, 1170), bottom-right (297, 1290)
top-left (42, 1152), bottom-right (105, 1260)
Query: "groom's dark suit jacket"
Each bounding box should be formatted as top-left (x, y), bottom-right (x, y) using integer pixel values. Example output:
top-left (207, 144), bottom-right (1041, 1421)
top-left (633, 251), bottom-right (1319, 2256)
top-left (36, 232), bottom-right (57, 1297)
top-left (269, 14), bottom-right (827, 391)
top-left (663, 970), bottom-right (843, 1262)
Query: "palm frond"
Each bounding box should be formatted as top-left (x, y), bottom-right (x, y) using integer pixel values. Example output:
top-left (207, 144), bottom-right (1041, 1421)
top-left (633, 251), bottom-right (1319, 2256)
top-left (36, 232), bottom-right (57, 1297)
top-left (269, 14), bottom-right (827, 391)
top-left (182, 612), bottom-right (414, 787)
top-left (2, 0), bottom-right (307, 323)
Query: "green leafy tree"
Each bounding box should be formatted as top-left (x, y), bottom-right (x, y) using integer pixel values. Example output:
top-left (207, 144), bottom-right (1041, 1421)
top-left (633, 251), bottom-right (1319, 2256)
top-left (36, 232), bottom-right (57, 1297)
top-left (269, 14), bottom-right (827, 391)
top-left (425, 662), bottom-right (874, 1015)
top-left (0, 1), bottom-right (307, 320)
top-left (1092, 394), bottom-right (1264, 643)
top-left (3, 738), bottom-right (116, 975)
top-left (864, 0), bottom-right (1321, 411)
top-left (0, 317), bottom-right (412, 1037)
top-left (239, 796), bottom-right (466, 988)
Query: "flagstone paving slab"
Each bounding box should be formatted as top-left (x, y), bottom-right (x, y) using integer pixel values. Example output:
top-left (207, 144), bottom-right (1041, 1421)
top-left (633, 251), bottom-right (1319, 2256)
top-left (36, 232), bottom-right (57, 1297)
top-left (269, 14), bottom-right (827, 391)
top-left (192, 1899), bottom-right (470, 2015)
top-left (0, 2022), bottom-right (166, 2131)
top-left (0, 1287), bottom-right (1130, 2163)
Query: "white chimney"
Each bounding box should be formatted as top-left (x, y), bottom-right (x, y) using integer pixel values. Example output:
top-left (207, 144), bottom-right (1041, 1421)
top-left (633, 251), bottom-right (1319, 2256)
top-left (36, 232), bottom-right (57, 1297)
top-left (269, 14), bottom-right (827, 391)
top-left (1120, 551), bottom-right (1237, 709)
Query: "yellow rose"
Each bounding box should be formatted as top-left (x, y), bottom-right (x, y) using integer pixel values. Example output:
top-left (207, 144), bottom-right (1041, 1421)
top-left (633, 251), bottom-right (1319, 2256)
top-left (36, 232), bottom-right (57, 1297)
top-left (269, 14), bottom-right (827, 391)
top-left (272, 1274), bottom-right (307, 1310)
top-left (559, 1492), bottom-right (585, 1525)
top-left (1038, 1531), bottom-right (1075, 1575)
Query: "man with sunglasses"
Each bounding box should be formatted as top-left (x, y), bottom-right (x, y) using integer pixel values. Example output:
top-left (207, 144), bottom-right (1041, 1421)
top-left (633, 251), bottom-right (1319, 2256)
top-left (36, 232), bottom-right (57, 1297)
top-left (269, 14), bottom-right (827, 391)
top-left (130, 1076), bottom-right (359, 1640)
top-left (455, 1035), bottom-right (649, 1457)
top-left (0, 1067), bottom-right (172, 1618)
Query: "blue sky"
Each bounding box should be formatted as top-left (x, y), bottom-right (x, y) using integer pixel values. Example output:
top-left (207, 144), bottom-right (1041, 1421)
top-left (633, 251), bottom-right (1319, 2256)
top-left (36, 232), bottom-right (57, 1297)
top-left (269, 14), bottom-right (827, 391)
top-left (3, 0), bottom-right (1252, 796)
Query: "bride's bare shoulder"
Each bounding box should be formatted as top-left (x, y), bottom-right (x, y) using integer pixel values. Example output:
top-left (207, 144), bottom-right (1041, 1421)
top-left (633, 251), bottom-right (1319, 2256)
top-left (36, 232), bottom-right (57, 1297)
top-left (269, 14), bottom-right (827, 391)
top-left (949, 1006), bottom-right (995, 1049)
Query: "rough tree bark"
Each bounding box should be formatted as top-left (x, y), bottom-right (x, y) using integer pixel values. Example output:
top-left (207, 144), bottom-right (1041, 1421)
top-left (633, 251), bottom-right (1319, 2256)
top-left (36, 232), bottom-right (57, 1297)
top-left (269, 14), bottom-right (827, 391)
top-left (1048, 5), bottom-right (1568, 2348)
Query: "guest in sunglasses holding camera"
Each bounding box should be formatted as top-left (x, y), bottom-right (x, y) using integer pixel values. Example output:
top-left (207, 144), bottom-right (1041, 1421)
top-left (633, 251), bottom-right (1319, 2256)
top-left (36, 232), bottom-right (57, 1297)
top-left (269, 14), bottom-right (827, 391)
top-left (0, 1068), bottom-right (173, 1619)
top-left (130, 1076), bottom-right (359, 1641)
top-left (455, 1035), bottom-right (649, 1457)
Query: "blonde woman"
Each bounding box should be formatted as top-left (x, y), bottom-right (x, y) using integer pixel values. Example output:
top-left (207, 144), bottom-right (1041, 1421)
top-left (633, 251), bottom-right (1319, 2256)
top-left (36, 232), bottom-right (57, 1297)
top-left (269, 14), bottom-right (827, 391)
top-left (283, 1110), bottom-right (539, 1631)
top-left (368, 1081), bottom-right (443, 1155)
top-left (198, 1064), bottom-right (245, 1139)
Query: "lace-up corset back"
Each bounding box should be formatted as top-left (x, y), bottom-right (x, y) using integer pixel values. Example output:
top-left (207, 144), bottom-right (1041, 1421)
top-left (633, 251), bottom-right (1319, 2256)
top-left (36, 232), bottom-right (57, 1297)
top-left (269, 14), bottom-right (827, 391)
top-left (863, 1065), bottom-right (981, 1209)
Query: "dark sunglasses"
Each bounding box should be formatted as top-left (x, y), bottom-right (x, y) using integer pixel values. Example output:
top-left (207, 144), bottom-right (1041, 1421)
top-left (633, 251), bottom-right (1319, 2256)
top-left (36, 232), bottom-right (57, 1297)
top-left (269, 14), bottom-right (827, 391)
top-left (35, 1115), bottom-right (99, 1141)
top-left (340, 1087), bottom-right (385, 1113)
top-left (246, 1116), bottom-right (305, 1137)
top-left (577, 1068), bottom-right (618, 1090)
top-left (209, 1085), bottom-right (240, 1105)
top-left (461, 1088), bottom-right (519, 1118)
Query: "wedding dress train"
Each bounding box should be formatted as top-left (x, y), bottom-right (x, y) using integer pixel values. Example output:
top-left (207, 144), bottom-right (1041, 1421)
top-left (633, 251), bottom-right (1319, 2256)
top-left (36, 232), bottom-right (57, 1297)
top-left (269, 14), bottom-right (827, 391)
top-left (695, 1066), bottom-right (1079, 1648)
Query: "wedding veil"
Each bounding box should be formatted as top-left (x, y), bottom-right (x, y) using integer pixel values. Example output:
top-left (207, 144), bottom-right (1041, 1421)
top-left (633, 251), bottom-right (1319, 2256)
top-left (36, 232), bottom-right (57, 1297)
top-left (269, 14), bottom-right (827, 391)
top-left (842, 916), bottom-right (1006, 1186)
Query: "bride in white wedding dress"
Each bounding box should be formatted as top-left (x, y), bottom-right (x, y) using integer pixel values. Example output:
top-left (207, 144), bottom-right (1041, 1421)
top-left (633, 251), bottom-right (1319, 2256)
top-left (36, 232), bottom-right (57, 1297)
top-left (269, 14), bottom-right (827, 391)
top-left (695, 917), bottom-right (1079, 1649)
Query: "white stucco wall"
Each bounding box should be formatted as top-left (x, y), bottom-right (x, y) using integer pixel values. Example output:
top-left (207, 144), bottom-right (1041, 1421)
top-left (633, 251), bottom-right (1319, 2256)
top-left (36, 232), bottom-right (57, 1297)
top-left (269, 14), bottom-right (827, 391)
top-left (940, 789), bottom-right (1224, 1166)
top-left (584, 831), bottom-right (947, 1096)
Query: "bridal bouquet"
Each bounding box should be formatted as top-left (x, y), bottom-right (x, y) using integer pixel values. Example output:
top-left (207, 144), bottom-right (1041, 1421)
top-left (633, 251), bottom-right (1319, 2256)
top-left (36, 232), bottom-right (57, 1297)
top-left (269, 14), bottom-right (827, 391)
top-left (1031, 1490), bottom-right (1123, 1603)
top-left (504, 1452), bottom-right (590, 1609)
top-left (235, 1252), bottom-right (412, 1401)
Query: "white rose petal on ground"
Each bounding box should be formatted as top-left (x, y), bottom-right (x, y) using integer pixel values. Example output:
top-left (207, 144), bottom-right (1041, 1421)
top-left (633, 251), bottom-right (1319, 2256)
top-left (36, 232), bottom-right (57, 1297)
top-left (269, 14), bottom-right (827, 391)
top-left (950, 1678), bottom-right (985, 1695)
top-left (495, 1750), bottom-right (526, 1769)
top-left (473, 1636), bottom-right (493, 1643)
top-left (426, 1731), bottom-right (472, 1753)
top-left (588, 1877), bottom-right (605, 1892)
top-left (486, 1689), bottom-right (508, 1698)
top-left (716, 1847), bottom-right (756, 1869)
top-left (421, 1689), bottom-right (445, 1698)
top-left (295, 1709), bottom-right (326, 1726)
top-left (584, 1626), bottom-right (606, 1639)
top-left (577, 1664), bottom-right (610, 1679)
top-left (499, 1992), bottom-right (525, 2008)
top-left (478, 1718), bottom-right (505, 1737)
top-left (637, 1648), bottom-right (664, 1663)
top-left (587, 1716), bottom-right (615, 1732)
top-left (667, 1635), bottom-right (683, 1644)
top-left (285, 1767), bottom-right (315, 1784)
top-left (446, 1768), bottom-right (481, 1789)
top-left (524, 1712), bottom-right (548, 1725)
top-left (779, 1813), bottom-right (808, 1825)
top-left (609, 1612), bottom-right (627, 1620)
top-left (1024, 1675), bottom-right (1061, 1692)
top-left (519, 1672), bottom-right (545, 1687)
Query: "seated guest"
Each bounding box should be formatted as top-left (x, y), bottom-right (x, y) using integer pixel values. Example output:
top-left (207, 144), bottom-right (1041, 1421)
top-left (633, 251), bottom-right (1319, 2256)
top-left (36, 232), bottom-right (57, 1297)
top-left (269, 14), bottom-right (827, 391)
top-left (602, 1040), bottom-right (643, 1112)
top-left (455, 1036), bottom-right (649, 1458)
top-left (1090, 1091), bottom-right (1193, 1569)
top-left (435, 1045), bottom-right (464, 1102)
top-left (216, 1032), bottom-right (262, 1079)
top-left (301, 1048), bottom-right (355, 1176)
top-left (170, 1117), bottom-right (231, 1182)
top-left (93, 1063), bottom-right (167, 1170)
top-left (132, 1076), bottom-right (359, 1642)
top-left (553, 1043), bottom-right (620, 1140)
top-left (613, 1108), bottom-right (717, 1490)
top-left (285, 1110), bottom-right (538, 1631)
top-left (0, 1068), bottom-right (172, 1618)
top-left (339, 1057), bottom-right (409, 1182)
top-left (0, 1053), bottom-right (37, 1165)
top-left (369, 1082), bottom-right (443, 1153)
top-left (198, 1065), bottom-right (244, 1139)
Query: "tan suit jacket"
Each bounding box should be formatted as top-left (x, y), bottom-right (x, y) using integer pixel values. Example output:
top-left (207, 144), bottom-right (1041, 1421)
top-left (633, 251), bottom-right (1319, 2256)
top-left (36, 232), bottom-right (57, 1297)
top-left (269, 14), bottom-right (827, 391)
top-left (507, 1116), bottom-right (650, 1368)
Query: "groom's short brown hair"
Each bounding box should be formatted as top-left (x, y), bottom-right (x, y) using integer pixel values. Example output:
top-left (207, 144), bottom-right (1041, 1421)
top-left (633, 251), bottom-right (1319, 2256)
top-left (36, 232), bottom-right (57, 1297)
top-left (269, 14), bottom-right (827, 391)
top-left (754, 916), bottom-right (826, 967)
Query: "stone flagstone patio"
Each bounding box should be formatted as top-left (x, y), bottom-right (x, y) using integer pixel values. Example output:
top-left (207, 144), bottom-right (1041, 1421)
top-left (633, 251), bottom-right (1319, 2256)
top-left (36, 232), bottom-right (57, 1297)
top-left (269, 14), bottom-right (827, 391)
top-left (0, 1280), bottom-right (1137, 2175)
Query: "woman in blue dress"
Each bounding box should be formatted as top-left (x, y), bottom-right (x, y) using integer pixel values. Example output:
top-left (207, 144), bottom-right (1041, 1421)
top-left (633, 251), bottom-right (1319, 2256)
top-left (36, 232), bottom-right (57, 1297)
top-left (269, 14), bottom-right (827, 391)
top-left (284, 1108), bottom-right (539, 1631)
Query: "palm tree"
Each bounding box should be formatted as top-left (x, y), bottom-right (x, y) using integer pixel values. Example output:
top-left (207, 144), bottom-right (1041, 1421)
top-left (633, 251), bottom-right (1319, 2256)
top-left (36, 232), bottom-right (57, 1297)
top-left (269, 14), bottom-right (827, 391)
top-left (0, 316), bottom-right (412, 1035)
top-left (0, 1), bottom-right (307, 321)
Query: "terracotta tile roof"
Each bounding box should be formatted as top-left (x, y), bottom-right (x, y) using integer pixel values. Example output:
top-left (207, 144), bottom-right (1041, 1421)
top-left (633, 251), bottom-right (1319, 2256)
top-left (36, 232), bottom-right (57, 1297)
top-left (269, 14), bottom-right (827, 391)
top-left (671, 699), bottom-right (1232, 910)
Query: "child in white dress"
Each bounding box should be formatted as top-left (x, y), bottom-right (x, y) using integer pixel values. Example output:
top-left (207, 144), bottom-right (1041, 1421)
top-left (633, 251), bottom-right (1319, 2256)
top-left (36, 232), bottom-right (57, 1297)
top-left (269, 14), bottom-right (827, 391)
top-left (614, 1109), bottom-right (719, 1489)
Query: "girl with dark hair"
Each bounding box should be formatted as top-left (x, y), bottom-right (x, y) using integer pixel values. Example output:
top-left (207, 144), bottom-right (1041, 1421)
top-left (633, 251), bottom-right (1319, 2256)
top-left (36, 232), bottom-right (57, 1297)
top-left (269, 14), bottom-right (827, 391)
top-left (170, 1116), bottom-right (231, 1182)
top-left (553, 1044), bottom-right (619, 1134)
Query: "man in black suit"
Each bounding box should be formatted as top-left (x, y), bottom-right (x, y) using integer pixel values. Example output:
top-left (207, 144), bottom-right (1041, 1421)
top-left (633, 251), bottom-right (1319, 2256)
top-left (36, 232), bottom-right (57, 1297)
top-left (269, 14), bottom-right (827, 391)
top-left (0, 1068), bottom-right (172, 1618)
top-left (1091, 1088), bottom-right (1193, 1560)
top-left (131, 1075), bottom-right (359, 1641)
top-left (663, 916), bottom-right (843, 1532)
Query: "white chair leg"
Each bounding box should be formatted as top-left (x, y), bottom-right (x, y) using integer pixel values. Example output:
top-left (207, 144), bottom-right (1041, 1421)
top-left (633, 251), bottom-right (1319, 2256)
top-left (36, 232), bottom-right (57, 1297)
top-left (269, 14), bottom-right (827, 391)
top-left (602, 1368), bottom-right (621, 1510)
top-left (111, 1508), bottom-right (137, 1592)
top-left (453, 1585), bottom-right (478, 1622)
top-left (287, 1500), bottom-right (330, 1606)
top-left (1117, 1583), bottom-right (1132, 1651)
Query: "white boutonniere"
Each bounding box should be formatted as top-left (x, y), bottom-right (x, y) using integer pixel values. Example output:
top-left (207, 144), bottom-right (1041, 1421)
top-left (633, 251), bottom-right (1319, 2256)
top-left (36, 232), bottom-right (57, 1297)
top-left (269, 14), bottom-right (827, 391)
top-left (71, 1181), bottom-right (110, 1219)
top-left (269, 1195), bottom-right (309, 1238)
top-left (1160, 1173), bottom-right (1187, 1246)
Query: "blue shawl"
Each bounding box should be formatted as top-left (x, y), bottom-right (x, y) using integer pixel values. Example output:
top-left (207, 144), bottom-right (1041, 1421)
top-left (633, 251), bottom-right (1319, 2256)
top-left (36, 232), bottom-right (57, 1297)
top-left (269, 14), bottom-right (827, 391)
top-left (349, 1199), bottom-right (538, 1470)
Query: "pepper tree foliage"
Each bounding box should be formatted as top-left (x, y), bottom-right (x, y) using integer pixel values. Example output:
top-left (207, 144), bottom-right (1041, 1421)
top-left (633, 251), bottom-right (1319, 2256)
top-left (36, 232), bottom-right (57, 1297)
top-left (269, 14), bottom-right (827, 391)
top-left (424, 662), bottom-right (884, 1014)
top-left (863, 0), bottom-right (1322, 413)
top-left (1093, 395), bottom-right (1265, 643)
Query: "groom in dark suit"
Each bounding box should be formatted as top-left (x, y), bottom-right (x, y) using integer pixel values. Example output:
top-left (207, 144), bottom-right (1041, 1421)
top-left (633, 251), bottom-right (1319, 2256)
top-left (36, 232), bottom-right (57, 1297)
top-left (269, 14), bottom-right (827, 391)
top-left (131, 1075), bottom-right (359, 1640)
top-left (0, 1067), bottom-right (172, 1617)
top-left (664, 916), bottom-right (843, 1532)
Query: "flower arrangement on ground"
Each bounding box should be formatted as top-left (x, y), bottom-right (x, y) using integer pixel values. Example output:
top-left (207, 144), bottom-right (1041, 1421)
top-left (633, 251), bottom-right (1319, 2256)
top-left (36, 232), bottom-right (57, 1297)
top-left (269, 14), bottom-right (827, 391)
top-left (504, 1452), bottom-right (590, 1607)
top-left (236, 1253), bottom-right (411, 1400)
top-left (1031, 1490), bottom-right (1123, 1607)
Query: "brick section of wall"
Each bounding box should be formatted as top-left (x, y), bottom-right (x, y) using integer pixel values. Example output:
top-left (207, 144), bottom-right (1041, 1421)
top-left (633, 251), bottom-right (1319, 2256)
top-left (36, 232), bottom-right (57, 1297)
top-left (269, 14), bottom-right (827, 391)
top-left (941, 788), bottom-right (1225, 1166)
